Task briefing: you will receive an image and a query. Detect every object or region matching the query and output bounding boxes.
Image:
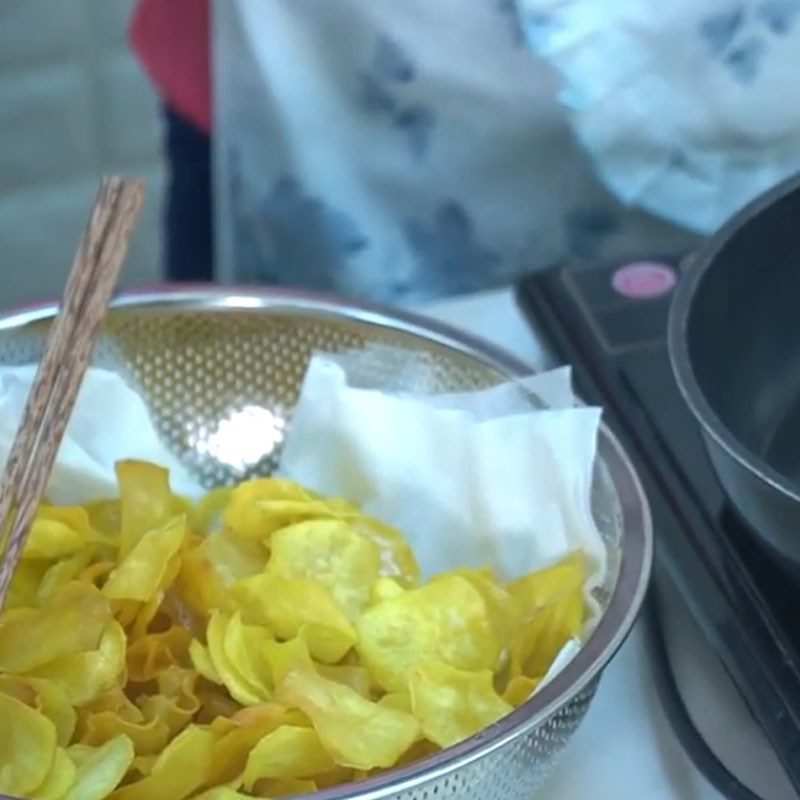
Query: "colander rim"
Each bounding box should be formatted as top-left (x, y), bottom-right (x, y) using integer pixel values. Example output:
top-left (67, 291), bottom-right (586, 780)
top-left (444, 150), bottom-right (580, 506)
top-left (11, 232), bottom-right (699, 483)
top-left (0, 284), bottom-right (653, 800)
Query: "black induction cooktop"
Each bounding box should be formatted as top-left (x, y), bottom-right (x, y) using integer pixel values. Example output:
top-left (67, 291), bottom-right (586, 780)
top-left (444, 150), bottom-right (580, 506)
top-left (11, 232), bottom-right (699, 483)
top-left (516, 260), bottom-right (800, 793)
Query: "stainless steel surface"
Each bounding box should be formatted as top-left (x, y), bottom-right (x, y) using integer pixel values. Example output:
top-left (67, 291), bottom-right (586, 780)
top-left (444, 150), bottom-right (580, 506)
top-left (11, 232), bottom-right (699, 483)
top-left (0, 286), bottom-right (652, 800)
top-left (669, 173), bottom-right (800, 569)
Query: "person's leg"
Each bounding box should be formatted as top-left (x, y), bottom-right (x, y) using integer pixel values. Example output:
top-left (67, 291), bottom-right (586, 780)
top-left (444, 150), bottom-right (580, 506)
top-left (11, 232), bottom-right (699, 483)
top-left (163, 105), bottom-right (214, 282)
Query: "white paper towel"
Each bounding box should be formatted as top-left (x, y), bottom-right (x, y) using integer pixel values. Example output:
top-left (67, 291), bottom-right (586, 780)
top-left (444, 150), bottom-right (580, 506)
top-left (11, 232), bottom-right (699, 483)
top-left (0, 366), bottom-right (202, 505)
top-left (279, 351), bottom-right (607, 587)
top-left (0, 358), bottom-right (606, 597)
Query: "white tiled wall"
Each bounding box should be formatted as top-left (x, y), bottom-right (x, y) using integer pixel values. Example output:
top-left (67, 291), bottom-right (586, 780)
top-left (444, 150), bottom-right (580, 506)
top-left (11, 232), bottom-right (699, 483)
top-left (0, 0), bottom-right (166, 310)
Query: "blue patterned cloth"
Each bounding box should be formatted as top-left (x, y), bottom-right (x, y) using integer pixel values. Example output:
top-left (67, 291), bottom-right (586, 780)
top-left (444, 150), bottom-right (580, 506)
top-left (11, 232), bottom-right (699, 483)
top-left (518, 0), bottom-right (800, 233)
top-left (214, 0), bottom-right (717, 303)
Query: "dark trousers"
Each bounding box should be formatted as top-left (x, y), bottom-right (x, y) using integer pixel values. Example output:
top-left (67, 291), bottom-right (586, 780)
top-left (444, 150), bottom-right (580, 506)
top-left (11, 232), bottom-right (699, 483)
top-left (164, 106), bottom-right (214, 282)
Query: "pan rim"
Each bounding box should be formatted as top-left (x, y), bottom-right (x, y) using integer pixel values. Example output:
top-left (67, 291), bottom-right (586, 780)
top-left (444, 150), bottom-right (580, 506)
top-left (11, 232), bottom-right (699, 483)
top-left (668, 171), bottom-right (800, 511)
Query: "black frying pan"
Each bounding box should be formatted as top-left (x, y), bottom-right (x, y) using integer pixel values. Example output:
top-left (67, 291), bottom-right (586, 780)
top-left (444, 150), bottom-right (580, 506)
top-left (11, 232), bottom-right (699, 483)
top-left (669, 173), bottom-right (800, 569)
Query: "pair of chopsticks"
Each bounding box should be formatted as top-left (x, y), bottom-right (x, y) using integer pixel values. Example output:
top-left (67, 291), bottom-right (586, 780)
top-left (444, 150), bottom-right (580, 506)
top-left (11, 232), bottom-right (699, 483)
top-left (0, 176), bottom-right (145, 610)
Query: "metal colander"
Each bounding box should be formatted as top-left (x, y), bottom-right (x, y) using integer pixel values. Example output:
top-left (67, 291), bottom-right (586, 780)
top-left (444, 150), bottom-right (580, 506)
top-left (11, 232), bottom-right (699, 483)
top-left (0, 287), bottom-right (652, 800)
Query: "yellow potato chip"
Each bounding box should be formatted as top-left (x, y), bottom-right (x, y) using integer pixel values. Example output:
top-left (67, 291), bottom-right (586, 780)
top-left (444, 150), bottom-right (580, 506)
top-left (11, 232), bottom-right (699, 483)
top-left (314, 765), bottom-right (356, 790)
top-left (134, 701), bottom-right (188, 745)
top-left (223, 612), bottom-right (274, 695)
top-left (502, 675), bottom-right (538, 707)
top-left (369, 577), bottom-right (406, 605)
top-left (348, 515), bottom-right (421, 588)
top-left (356, 574), bottom-right (500, 692)
top-left (194, 683), bottom-right (242, 725)
top-left (137, 666), bottom-right (201, 737)
top-left (130, 755), bottom-right (157, 778)
top-left (103, 515), bottom-right (187, 604)
top-left (24, 506), bottom-right (108, 561)
top-left (205, 703), bottom-right (287, 787)
top-left (190, 487), bottom-right (234, 535)
top-left (0, 581), bottom-right (110, 673)
top-left (193, 789), bottom-right (251, 800)
top-left (391, 740), bottom-right (441, 771)
top-left (297, 622), bottom-right (355, 664)
top-left (267, 520), bottom-right (381, 619)
top-left (507, 553), bottom-right (586, 615)
top-left (34, 678), bottom-right (79, 748)
top-left (206, 612), bottom-right (272, 706)
top-left (78, 686), bottom-right (143, 724)
top-left (297, 623), bottom-right (358, 667)
top-left (0, 462), bottom-right (591, 800)
top-left (454, 568), bottom-right (522, 659)
top-left (377, 693), bottom-right (413, 715)
top-left (0, 674), bottom-right (38, 706)
top-left (204, 531), bottom-right (267, 584)
top-left (507, 554), bottom-right (585, 679)
top-left (81, 690), bottom-right (168, 754)
top-left (126, 626), bottom-right (192, 683)
top-left (262, 638), bottom-right (313, 686)
top-left (223, 478), bottom-right (331, 541)
top-left (190, 640), bottom-right (222, 684)
top-left (108, 725), bottom-right (214, 800)
top-left (116, 460), bottom-right (184, 558)
top-left (178, 530), bottom-right (266, 626)
top-left (229, 704), bottom-right (299, 728)
top-left (80, 711), bottom-right (170, 757)
top-left (408, 662), bottom-right (512, 748)
top-left (316, 664), bottom-right (372, 699)
top-left (243, 725), bottom-right (335, 787)
top-left (79, 561), bottom-right (116, 590)
top-left (38, 551), bottom-right (95, 605)
top-left (83, 500), bottom-right (121, 539)
top-left (251, 777), bottom-right (318, 798)
top-left (66, 735), bottom-right (135, 800)
top-left (30, 621), bottom-right (127, 706)
top-left (232, 573), bottom-right (356, 664)
top-left (510, 599), bottom-right (583, 680)
top-left (0, 675), bottom-right (76, 747)
top-left (33, 746), bottom-right (76, 800)
top-left (176, 541), bottom-right (227, 623)
top-left (0, 691), bottom-right (58, 796)
top-left (277, 668), bottom-right (419, 770)
top-left (127, 560), bottom-right (185, 642)
top-left (6, 559), bottom-right (49, 610)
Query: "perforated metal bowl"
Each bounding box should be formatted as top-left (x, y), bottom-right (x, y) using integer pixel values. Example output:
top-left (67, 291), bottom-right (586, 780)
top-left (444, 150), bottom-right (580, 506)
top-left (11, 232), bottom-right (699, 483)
top-left (0, 287), bottom-right (652, 800)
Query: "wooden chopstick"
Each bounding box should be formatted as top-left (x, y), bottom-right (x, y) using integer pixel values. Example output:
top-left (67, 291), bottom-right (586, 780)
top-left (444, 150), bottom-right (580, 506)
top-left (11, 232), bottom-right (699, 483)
top-left (0, 176), bottom-right (145, 609)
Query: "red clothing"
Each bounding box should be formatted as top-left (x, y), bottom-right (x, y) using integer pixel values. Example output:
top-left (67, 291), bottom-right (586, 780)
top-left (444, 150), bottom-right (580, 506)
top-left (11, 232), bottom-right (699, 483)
top-left (130, 0), bottom-right (212, 133)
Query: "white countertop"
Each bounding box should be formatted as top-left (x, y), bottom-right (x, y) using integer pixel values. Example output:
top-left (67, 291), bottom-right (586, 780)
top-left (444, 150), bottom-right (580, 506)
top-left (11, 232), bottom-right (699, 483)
top-left (421, 289), bottom-right (796, 800)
